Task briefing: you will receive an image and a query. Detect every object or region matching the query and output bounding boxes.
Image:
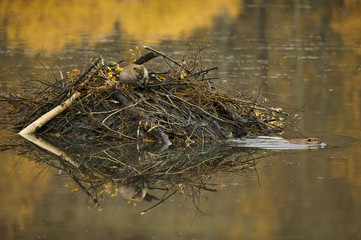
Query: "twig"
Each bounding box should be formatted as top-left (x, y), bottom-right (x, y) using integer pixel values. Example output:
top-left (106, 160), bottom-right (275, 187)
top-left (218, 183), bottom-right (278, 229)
top-left (53, 57), bottom-right (103, 105)
top-left (134, 52), bottom-right (160, 65)
top-left (150, 89), bottom-right (234, 125)
top-left (28, 57), bottom-right (103, 119)
top-left (191, 67), bottom-right (218, 78)
top-left (143, 46), bottom-right (191, 74)
top-left (140, 188), bottom-right (179, 215)
top-left (36, 59), bottom-right (58, 82)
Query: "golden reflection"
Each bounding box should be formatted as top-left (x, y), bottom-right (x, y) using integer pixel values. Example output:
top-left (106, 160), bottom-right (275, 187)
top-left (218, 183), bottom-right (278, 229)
top-left (0, 151), bottom-right (52, 239)
top-left (0, 0), bottom-right (242, 53)
top-left (331, 0), bottom-right (361, 54)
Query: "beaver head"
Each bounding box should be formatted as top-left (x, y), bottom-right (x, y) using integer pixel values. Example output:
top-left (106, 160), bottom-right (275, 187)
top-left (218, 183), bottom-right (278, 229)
top-left (118, 64), bottom-right (149, 87)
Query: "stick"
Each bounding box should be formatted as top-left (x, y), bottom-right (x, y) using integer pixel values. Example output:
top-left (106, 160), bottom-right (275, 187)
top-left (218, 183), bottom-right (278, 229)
top-left (53, 57), bottom-right (103, 104)
top-left (19, 91), bottom-right (81, 135)
top-left (134, 52), bottom-right (159, 65)
top-left (140, 188), bottom-right (179, 215)
top-left (19, 133), bottom-right (79, 167)
top-left (191, 67), bottom-right (218, 77)
top-left (20, 133), bottom-right (99, 205)
top-left (143, 46), bottom-right (191, 74)
top-left (28, 57), bottom-right (102, 119)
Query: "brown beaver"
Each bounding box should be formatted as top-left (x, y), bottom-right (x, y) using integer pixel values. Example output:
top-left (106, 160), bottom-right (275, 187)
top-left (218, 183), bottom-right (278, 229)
top-left (224, 136), bottom-right (326, 149)
top-left (287, 137), bottom-right (321, 144)
top-left (118, 64), bottom-right (148, 87)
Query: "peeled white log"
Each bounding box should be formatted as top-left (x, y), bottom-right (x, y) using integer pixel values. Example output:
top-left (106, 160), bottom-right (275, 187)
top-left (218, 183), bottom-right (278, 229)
top-left (19, 133), bottom-right (79, 168)
top-left (19, 91), bottom-right (81, 136)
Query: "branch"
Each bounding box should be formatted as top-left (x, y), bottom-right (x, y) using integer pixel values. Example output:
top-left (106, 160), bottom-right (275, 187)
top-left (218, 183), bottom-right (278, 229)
top-left (19, 91), bottom-right (81, 135)
top-left (143, 46), bottom-right (191, 74)
top-left (134, 52), bottom-right (160, 65)
top-left (28, 57), bottom-right (103, 119)
top-left (53, 57), bottom-right (103, 104)
top-left (140, 188), bottom-right (179, 215)
top-left (191, 67), bottom-right (218, 78)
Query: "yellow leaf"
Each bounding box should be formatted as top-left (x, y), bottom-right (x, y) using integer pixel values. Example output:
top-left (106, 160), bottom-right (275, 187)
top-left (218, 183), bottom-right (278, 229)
top-left (180, 72), bottom-right (187, 79)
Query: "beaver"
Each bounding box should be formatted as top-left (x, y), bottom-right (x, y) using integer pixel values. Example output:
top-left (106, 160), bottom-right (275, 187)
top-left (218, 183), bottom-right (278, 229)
top-left (224, 136), bottom-right (326, 149)
top-left (118, 63), bottom-right (149, 87)
top-left (287, 137), bottom-right (321, 144)
top-left (117, 181), bottom-right (158, 202)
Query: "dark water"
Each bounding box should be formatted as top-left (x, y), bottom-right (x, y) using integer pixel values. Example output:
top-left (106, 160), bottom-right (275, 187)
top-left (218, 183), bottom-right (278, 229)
top-left (1, 0), bottom-right (361, 239)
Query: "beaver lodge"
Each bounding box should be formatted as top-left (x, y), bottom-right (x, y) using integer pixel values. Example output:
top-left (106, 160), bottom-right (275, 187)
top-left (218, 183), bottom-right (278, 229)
top-left (4, 46), bottom-right (291, 146)
top-left (1, 47), bottom-right (311, 209)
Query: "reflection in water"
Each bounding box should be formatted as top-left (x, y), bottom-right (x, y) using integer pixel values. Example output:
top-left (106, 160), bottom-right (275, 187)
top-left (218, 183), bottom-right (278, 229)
top-left (0, 0), bottom-right (241, 52)
top-left (0, 142), bottom-right (53, 239)
top-left (117, 181), bottom-right (158, 203)
top-left (12, 134), bottom-right (262, 213)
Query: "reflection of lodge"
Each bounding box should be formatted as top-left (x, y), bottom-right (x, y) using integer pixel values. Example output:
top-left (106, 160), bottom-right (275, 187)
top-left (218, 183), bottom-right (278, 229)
top-left (21, 134), bottom-right (262, 214)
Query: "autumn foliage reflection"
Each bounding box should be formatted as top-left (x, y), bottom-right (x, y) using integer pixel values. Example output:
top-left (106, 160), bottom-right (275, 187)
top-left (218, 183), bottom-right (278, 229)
top-left (16, 137), bottom-right (263, 213)
top-left (0, 0), bottom-right (241, 53)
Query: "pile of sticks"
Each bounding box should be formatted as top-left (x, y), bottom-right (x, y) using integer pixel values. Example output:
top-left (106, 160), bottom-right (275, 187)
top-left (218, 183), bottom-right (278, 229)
top-left (5, 47), bottom-right (290, 146)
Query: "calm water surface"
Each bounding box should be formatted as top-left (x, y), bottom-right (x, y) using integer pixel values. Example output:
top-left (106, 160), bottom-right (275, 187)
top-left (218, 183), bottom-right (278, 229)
top-left (1, 0), bottom-right (361, 239)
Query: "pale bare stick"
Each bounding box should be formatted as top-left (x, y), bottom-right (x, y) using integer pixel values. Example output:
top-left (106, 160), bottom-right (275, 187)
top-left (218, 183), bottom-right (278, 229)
top-left (20, 133), bottom-right (99, 205)
top-left (19, 133), bottom-right (79, 167)
top-left (19, 91), bottom-right (81, 135)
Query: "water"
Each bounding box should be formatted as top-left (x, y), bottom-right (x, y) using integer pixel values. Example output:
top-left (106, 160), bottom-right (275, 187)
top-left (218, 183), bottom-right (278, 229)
top-left (1, 0), bottom-right (361, 239)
